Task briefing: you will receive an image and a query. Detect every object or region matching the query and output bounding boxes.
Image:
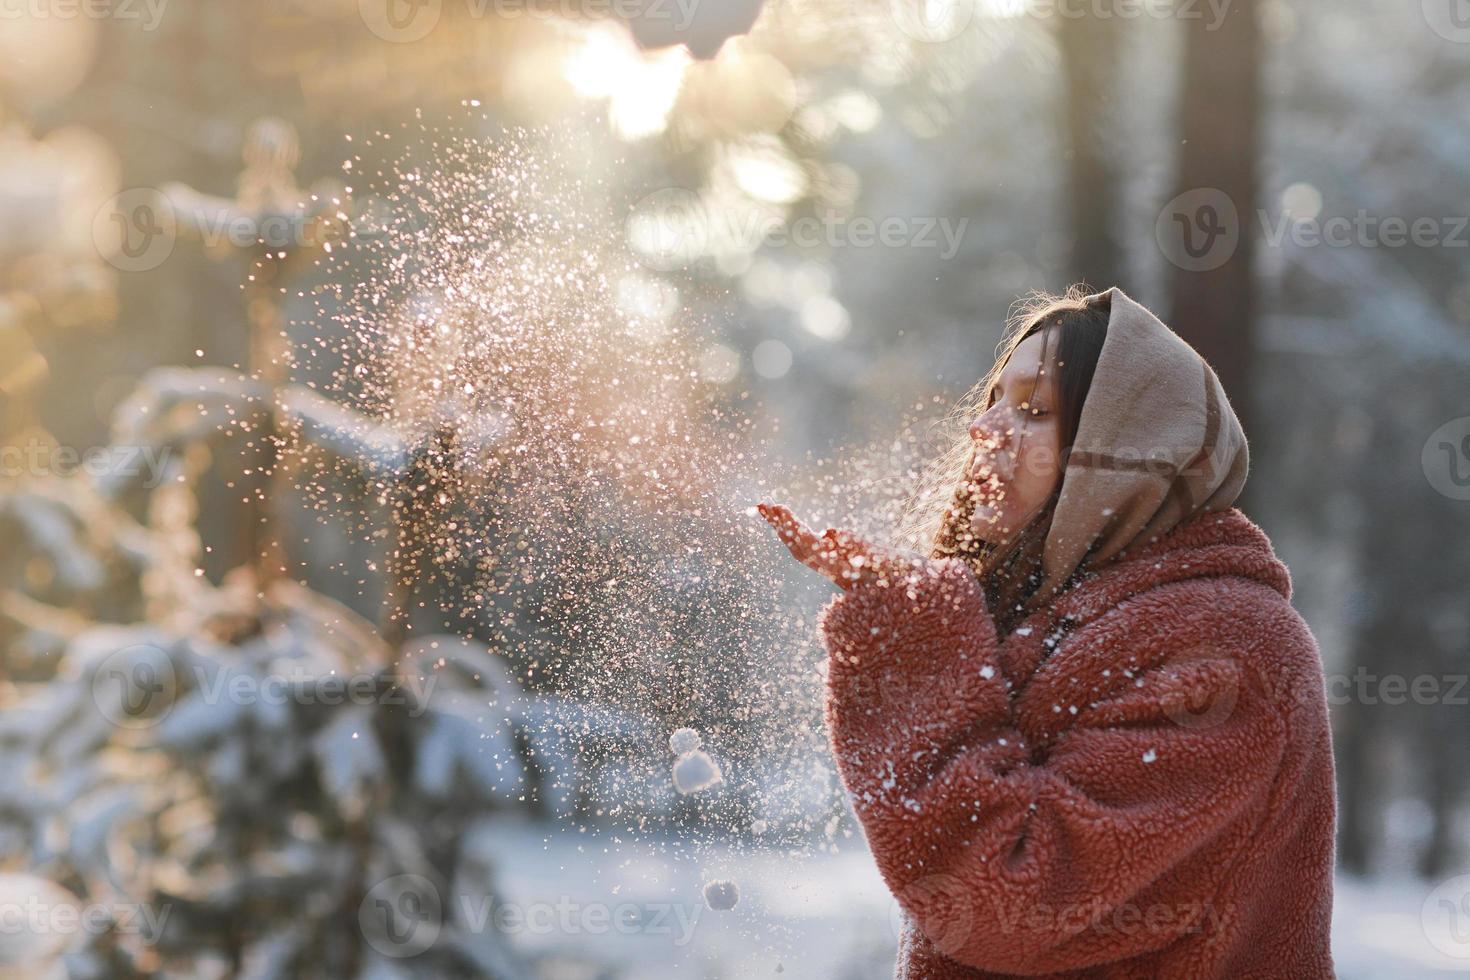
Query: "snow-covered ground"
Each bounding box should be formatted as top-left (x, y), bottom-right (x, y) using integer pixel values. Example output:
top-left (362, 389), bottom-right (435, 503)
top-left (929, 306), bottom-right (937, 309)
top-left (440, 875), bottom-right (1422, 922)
top-left (1333, 874), bottom-right (1470, 979)
top-left (472, 820), bottom-right (1470, 978)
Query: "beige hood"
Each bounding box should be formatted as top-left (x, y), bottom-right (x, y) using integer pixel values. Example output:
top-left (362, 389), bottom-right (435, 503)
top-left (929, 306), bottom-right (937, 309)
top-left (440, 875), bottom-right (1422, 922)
top-left (1036, 287), bottom-right (1250, 601)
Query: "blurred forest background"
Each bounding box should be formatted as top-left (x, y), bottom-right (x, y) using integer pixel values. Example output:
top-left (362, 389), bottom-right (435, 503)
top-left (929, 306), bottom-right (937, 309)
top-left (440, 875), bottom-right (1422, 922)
top-left (1, 0), bottom-right (1469, 977)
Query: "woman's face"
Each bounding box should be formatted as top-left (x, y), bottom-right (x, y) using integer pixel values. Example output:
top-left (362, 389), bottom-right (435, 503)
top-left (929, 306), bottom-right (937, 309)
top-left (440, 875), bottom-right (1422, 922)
top-left (964, 330), bottom-right (1065, 543)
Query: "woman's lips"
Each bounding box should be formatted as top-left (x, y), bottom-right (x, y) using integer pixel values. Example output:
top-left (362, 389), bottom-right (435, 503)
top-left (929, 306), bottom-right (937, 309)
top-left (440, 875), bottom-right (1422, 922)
top-left (965, 471), bottom-right (1005, 516)
top-left (969, 449), bottom-right (1014, 483)
top-left (969, 460), bottom-right (1008, 488)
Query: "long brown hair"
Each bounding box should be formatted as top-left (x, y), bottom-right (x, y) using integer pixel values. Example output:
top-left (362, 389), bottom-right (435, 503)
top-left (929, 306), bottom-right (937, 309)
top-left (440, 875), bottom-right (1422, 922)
top-left (897, 286), bottom-right (1110, 633)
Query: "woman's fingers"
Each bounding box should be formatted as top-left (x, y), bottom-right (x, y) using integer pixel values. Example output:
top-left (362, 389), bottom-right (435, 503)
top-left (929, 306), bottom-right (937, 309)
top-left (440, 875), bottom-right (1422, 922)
top-left (827, 527), bottom-right (926, 586)
top-left (755, 501), bottom-right (919, 590)
top-left (757, 502), bottom-right (846, 581)
top-left (824, 528), bottom-right (879, 583)
top-left (757, 502), bottom-right (808, 548)
top-left (757, 501), bottom-right (818, 558)
top-left (757, 502), bottom-right (804, 542)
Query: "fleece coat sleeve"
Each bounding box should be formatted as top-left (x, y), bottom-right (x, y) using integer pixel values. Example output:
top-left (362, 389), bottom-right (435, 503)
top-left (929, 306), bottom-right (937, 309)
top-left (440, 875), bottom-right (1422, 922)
top-left (818, 557), bottom-right (1289, 975)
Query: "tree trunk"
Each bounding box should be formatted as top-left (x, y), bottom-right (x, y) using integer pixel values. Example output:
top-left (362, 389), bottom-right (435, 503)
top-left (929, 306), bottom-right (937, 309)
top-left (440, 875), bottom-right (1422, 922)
top-left (1058, 8), bottom-right (1124, 292)
top-left (1166, 0), bottom-right (1261, 497)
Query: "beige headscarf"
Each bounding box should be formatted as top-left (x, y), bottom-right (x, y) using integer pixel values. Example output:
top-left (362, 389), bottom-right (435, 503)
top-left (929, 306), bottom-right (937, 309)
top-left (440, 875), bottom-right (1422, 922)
top-left (1034, 286), bottom-right (1249, 601)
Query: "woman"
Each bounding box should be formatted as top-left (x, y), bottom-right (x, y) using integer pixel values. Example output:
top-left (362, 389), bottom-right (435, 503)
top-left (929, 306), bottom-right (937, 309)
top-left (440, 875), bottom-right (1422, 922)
top-left (758, 286), bottom-right (1336, 979)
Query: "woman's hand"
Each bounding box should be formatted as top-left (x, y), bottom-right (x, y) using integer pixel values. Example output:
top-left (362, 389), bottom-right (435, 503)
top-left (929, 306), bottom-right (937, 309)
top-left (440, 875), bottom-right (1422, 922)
top-left (756, 501), bottom-right (921, 590)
